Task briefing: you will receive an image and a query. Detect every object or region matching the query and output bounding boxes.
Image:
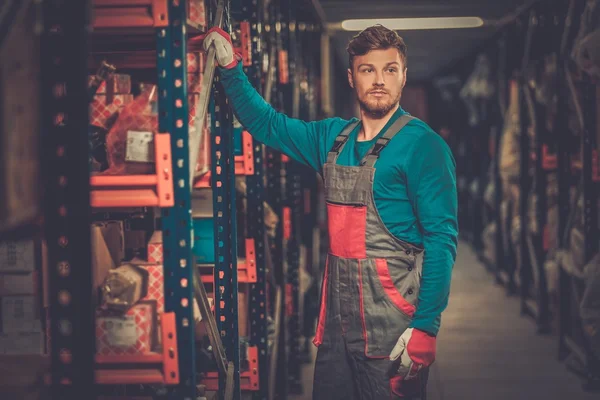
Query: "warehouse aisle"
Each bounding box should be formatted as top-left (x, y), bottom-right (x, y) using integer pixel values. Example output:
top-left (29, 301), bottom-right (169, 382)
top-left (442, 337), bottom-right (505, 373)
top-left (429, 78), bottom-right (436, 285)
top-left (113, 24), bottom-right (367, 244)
top-left (290, 241), bottom-right (598, 400)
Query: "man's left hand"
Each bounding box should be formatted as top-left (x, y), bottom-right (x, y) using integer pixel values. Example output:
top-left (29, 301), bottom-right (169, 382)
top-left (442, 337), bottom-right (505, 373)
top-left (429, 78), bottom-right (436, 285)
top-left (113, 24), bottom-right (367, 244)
top-left (389, 328), bottom-right (437, 379)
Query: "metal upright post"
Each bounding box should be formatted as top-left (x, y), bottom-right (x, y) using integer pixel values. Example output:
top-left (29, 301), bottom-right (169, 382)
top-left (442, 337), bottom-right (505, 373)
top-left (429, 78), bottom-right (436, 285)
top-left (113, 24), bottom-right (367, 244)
top-left (241, 0), bottom-right (270, 398)
top-left (41, 1), bottom-right (95, 398)
top-left (210, 2), bottom-right (241, 395)
top-left (158, 1), bottom-right (197, 398)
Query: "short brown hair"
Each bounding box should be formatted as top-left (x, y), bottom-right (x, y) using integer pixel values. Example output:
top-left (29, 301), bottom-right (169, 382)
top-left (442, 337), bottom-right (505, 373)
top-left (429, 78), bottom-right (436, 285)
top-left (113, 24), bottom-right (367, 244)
top-left (347, 25), bottom-right (407, 70)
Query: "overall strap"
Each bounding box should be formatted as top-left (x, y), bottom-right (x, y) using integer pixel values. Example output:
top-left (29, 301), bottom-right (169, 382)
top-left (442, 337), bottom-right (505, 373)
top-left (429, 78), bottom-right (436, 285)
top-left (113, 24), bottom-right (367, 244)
top-left (360, 115), bottom-right (415, 167)
top-left (326, 120), bottom-right (361, 164)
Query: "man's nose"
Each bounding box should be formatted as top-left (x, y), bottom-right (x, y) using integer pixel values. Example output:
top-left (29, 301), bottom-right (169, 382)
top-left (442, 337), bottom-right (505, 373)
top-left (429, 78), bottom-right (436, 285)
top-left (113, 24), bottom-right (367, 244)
top-left (373, 70), bottom-right (385, 86)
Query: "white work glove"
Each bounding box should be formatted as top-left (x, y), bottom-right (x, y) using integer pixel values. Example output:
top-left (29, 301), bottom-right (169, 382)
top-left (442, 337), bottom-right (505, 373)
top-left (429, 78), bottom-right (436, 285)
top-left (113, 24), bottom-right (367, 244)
top-left (389, 327), bottom-right (437, 380)
top-left (202, 27), bottom-right (239, 69)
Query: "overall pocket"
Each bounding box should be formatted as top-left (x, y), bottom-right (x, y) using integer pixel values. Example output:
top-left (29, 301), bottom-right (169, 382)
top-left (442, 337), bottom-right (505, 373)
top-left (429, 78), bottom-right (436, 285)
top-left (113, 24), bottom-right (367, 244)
top-left (358, 257), bottom-right (417, 358)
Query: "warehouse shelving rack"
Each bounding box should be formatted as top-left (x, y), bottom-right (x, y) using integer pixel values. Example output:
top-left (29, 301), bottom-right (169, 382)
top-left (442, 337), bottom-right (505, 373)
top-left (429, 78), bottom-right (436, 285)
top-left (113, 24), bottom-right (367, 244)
top-left (9, 0), bottom-right (328, 398)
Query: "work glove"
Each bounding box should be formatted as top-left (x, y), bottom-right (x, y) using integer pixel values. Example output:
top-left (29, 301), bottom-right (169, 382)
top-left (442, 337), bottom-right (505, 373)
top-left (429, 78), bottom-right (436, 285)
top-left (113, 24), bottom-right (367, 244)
top-left (389, 328), bottom-right (436, 380)
top-left (202, 27), bottom-right (239, 69)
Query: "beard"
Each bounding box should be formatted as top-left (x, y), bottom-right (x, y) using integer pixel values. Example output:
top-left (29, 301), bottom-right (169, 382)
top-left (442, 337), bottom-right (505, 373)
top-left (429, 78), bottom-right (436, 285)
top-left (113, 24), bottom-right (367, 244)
top-left (357, 89), bottom-right (402, 119)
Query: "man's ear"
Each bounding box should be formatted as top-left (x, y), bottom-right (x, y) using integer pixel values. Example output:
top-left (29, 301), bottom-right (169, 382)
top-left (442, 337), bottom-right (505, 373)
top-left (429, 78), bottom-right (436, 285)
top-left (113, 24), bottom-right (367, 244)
top-left (347, 68), bottom-right (354, 89)
top-left (402, 68), bottom-right (408, 89)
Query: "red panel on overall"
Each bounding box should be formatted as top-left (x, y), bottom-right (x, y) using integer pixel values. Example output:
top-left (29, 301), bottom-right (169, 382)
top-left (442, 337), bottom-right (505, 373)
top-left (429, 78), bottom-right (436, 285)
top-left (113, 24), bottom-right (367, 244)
top-left (326, 203), bottom-right (367, 259)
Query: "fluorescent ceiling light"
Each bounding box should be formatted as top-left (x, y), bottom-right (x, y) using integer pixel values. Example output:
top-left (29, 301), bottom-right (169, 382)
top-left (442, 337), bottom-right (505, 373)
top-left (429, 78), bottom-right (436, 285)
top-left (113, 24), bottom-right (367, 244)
top-left (339, 17), bottom-right (484, 31)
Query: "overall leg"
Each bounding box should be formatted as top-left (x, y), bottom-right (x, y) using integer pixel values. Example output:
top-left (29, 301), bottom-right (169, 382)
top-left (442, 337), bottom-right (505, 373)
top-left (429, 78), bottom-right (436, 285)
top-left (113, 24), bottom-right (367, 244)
top-left (352, 355), bottom-right (430, 400)
top-left (313, 258), bottom-right (358, 400)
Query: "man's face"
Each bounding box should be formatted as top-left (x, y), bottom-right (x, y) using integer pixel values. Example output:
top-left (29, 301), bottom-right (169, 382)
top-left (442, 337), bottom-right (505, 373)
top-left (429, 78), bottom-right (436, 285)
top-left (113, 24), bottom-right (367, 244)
top-left (348, 48), bottom-right (407, 118)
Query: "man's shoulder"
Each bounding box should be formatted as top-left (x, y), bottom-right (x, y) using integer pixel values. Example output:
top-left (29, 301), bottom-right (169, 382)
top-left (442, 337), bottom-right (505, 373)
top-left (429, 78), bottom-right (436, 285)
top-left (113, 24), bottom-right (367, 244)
top-left (404, 118), bottom-right (450, 150)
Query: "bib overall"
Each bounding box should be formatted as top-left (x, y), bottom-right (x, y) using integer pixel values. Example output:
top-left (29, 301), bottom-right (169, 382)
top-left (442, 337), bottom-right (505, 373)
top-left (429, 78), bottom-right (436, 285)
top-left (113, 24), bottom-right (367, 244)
top-left (312, 115), bottom-right (429, 399)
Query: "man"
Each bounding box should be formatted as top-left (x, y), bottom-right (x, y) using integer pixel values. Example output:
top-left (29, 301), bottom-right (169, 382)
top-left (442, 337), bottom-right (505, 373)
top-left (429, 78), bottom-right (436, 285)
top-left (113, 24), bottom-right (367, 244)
top-left (204, 24), bottom-right (458, 399)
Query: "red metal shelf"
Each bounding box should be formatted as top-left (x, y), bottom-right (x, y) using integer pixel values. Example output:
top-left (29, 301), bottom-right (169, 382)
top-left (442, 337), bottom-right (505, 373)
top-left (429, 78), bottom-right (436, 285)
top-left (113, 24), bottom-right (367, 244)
top-left (199, 238), bottom-right (257, 284)
top-left (91, 133), bottom-right (174, 208)
top-left (194, 131), bottom-right (255, 188)
top-left (201, 346), bottom-right (259, 391)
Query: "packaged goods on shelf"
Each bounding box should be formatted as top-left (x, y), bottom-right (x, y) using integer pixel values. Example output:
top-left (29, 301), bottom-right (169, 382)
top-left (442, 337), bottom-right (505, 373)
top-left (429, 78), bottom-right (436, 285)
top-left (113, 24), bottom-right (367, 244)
top-left (1, 295), bottom-right (41, 333)
top-left (187, 0), bottom-right (207, 30)
top-left (147, 231), bottom-right (163, 265)
top-left (101, 264), bottom-right (149, 313)
top-left (0, 240), bottom-right (35, 273)
top-left (88, 73), bottom-right (132, 96)
top-left (0, 272), bottom-right (36, 296)
top-left (104, 85), bottom-right (158, 175)
top-left (91, 224), bottom-right (117, 304)
top-left (0, 331), bottom-right (44, 355)
top-left (96, 220), bottom-right (125, 267)
top-left (96, 301), bottom-right (156, 356)
top-left (136, 263), bottom-right (164, 313)
top-left (89, 92), bottom-right (134, 131)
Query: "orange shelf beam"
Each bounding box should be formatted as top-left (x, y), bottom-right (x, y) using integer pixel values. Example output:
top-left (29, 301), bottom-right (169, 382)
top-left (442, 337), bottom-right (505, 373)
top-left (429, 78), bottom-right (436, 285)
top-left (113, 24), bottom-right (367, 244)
top-left (201, 346), bottom-right (259, 391)
top-left (96, 369), bottom-right (165, 385)
top-left (92, 0), bottom-right (169, 30)
top-left (96, 353), bottom-right (163, 364)
top-left (91, 133), bottom-right (174, 208)
top-left (199, 238), bottom-right (257, 284)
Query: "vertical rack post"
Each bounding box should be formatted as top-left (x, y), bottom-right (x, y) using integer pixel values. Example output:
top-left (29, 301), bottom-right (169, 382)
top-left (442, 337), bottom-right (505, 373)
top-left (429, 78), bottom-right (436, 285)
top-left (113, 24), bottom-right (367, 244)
top-left (242, 0), bottom-right (270, 398)
top-left (266, 1), bottom-right (288, 397)
top-left (210, 1), bottom-right (241, 394)
top-left (41, 0), bottom-right (95, 397)
top-left (282, 0), bottom-right (302, 393)
top-left (158, 1), bottom-right (196, 398)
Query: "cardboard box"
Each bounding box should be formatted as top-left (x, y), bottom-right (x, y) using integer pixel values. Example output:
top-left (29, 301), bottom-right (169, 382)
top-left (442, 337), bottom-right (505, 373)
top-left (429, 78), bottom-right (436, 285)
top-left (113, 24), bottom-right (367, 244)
top-left (0, 272), bottom-right (36, 295)
top-left (96, 302), bottom-right (155, 356)
top-left (147, 231), bottom-right (163, 264)
top-left (138, 264), bottom-right (164, 313)
top-left (0, 331), bottom-right (44, 354)
top-left (89, 94), bottom-right (134, 130)
top-left (0, 240), bottom-right (35, 273)
top-left (96, 220), bottom-right (125, 267)
top-left (187, 0), bottom-right (207, 31)
top-left (1, 296), bottom-right (41, 333)
top-left (91, 225), bottom-right (116, 306)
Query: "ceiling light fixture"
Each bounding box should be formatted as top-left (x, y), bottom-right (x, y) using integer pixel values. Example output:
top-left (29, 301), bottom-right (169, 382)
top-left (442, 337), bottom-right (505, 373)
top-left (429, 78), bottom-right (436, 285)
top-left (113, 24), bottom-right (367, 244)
top-left (337, 17), bottom-right (484, 31)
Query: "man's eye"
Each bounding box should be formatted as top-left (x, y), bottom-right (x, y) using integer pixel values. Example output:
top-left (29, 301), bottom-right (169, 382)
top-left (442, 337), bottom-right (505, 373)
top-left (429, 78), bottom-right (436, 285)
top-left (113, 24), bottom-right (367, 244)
top-left (362, 68), bottom-right (373, 73)
top-left (387, 68), bottom-right (397, 73)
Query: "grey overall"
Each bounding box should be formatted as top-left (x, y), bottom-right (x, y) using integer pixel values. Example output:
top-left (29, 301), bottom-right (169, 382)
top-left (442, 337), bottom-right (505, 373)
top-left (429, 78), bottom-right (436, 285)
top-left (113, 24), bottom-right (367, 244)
top-left (312, 115), bottom-right (429, 399)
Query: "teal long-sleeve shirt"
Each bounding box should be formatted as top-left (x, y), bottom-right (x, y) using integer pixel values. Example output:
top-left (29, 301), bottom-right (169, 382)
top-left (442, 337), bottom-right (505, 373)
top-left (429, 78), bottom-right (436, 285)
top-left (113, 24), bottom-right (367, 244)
top-left (220, 64), bottom-right (458, 336)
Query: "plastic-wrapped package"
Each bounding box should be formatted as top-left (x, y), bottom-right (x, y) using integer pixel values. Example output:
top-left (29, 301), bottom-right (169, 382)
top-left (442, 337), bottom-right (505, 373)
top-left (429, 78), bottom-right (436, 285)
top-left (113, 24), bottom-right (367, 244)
top-left (103, 85), bottom-right (158, 175)
top-left (482, 222), bottom-right (497, 263)
top-left (459, 54), bottom-right (495, 127)
top-left (499, 81), bottom-right (521, 185)
top-left (101, 264), bottom-right (149, 313)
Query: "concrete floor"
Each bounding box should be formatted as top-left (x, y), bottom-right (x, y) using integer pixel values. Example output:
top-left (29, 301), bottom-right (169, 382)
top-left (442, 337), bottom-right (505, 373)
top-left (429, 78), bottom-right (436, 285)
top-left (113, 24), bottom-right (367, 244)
top-left (289, 241), bottom-right (599, 400)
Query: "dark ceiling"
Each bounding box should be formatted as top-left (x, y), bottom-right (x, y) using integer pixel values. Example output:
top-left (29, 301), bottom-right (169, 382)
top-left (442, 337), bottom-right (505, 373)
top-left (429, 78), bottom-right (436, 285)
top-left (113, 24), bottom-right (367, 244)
top-left (319, 0), bottom-right (531, 82)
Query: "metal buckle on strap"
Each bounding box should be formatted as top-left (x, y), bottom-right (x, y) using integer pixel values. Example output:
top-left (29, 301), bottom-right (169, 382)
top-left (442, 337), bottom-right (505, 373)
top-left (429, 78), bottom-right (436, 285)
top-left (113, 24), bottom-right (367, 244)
top-left (370, 137), bottom-right (391, 156)
top-left (330, 135), bottom-right (349, 154)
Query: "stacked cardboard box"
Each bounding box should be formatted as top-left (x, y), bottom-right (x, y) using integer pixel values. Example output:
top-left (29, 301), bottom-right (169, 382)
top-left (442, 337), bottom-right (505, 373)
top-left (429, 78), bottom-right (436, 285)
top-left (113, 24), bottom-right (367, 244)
top-left (0, 240), bottom-right (44, 355)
